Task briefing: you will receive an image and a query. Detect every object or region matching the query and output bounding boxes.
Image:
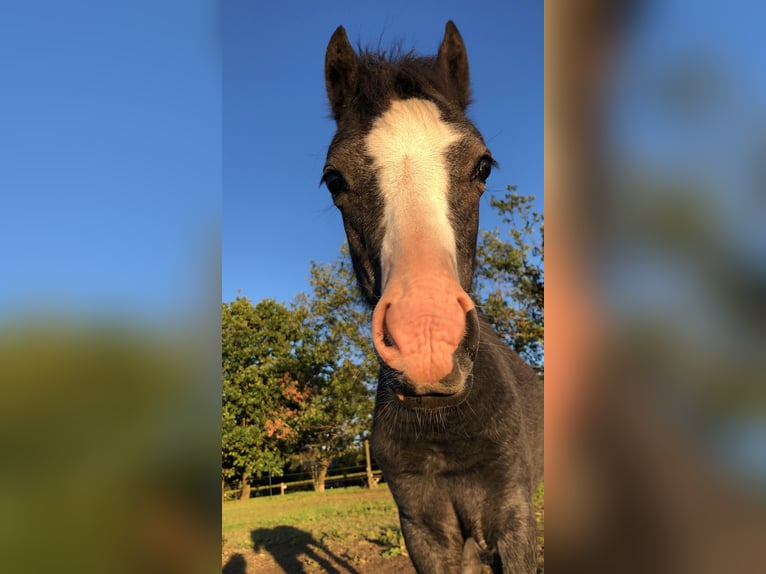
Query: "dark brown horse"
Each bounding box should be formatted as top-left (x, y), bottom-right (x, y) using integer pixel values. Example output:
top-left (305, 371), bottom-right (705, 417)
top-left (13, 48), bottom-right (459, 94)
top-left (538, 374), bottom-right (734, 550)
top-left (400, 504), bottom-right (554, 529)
top-left (322, 21), bottom-right (543, 573)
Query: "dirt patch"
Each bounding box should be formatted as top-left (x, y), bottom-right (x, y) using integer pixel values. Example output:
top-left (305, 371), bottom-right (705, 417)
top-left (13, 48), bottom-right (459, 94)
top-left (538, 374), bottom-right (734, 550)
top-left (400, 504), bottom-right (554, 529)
top-left (221, 538), bottom-right (414, 574)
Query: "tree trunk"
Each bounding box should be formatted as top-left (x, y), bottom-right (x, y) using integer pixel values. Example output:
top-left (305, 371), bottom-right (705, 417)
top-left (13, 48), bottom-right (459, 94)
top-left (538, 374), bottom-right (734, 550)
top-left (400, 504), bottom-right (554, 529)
top-left (240, 472), bottom-right (251, 501)
top-left (313, 460), bottom-right (330, 492)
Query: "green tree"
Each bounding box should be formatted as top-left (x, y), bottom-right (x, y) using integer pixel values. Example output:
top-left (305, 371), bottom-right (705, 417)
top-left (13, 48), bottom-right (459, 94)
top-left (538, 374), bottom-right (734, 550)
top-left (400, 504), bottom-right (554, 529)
top-left (475, 186), bottom-right (544, 371)
top-left (221, 297), bottom-right (310, 500)
top-left (292, 245), bottom-right (377, 491)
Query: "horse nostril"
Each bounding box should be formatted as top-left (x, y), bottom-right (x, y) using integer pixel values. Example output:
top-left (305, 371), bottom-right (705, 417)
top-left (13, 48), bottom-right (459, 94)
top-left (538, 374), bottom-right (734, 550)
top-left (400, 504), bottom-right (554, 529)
top-left (382, 317), bottom-right (396, 348)
top-left (463, 308), bottom-right (480, 362)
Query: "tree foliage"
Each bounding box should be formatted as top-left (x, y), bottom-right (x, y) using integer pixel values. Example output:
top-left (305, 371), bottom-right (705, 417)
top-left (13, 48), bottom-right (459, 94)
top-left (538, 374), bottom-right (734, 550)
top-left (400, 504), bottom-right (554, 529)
top-left (221, 247), bottom-right (377, 496)
top-left (292, 245), bottom-right (377, 490)
top-left (475, 186), bottom-right (544, 370)
top-left (221, 298), bottom-right (310, 498)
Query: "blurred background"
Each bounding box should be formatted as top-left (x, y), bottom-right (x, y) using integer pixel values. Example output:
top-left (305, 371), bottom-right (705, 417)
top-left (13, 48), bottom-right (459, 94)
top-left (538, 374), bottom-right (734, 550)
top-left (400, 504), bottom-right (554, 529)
top-left (546, 0), bottom-right (765, 572)
top-left (0, 1), bottom-right (220, 573)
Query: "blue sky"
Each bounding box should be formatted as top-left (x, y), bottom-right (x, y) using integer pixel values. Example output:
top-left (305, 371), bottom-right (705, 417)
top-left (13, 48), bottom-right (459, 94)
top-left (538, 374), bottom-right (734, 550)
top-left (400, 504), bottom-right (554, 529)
top-left (223, 0), bottom-right (543, 305)
top-left (0, 1), bottom-right (220, 322)
top-left (0, 1), bottom-right (541, 320)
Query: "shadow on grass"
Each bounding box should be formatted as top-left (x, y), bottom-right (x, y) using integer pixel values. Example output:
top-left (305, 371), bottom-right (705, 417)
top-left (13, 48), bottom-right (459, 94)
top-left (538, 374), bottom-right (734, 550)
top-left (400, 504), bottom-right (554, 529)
top-left (251, 526), bottom-right (360, 574)
top-left (222, 552), bottom-right (246, 574)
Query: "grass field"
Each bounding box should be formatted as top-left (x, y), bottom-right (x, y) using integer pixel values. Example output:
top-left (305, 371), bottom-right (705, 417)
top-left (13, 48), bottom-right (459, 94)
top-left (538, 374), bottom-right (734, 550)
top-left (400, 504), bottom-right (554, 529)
top-left (222, 483), bottom-right (544, 573)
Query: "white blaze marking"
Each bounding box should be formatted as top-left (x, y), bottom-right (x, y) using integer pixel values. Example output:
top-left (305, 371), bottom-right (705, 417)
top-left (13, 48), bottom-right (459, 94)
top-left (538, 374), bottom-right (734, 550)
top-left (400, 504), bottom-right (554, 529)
top-left (364, 99), bottom-right (461, 287)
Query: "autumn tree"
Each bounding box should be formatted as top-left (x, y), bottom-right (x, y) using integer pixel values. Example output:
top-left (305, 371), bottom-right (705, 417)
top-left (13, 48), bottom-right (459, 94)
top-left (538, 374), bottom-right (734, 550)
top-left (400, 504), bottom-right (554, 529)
top-left (475, 186), bottom-right (544, 371)
top-left (292, 245), bottom-right (377, 491)
top-left (221, 297), bottom-right (310, 500)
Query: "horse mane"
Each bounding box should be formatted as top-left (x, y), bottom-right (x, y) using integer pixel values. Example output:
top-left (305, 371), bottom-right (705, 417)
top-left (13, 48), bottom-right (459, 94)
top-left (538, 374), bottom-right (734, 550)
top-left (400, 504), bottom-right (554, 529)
top-left (352, 45), bottom-right (470, 117)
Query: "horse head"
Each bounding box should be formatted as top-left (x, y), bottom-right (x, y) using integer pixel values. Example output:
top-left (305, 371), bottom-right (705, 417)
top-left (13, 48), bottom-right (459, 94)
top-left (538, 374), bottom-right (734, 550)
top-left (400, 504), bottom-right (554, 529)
top-left (323, 22), bottom-right (494, 405)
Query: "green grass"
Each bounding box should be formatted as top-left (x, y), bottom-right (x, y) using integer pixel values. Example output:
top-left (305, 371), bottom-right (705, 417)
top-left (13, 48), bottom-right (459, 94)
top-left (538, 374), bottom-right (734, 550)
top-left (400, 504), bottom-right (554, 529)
top-left (222, 482), bottom-right (544, 566)
top-left (223, 485), bottom-right (403, 552)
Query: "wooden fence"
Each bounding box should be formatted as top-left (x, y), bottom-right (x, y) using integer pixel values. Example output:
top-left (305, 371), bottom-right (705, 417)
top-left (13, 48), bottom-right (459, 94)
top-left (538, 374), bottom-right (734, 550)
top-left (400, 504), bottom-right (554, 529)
top-left (223, 464), bottom-right (384, 501)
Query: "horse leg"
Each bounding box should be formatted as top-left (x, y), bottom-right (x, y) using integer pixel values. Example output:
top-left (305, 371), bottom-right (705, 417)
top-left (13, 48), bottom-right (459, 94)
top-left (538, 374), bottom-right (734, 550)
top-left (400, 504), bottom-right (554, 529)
top-left (494, 504), bottom-right (538, 574)
top-left (400, 515), bottom-right (465, 574)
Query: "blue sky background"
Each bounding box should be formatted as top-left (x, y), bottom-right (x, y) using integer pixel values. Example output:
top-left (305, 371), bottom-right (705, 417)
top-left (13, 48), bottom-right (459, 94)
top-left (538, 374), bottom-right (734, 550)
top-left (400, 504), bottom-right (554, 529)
top-left (223, 1), bottom-right (543, 305)
top-left (0, 1), bottom-right (541, 320)
top-left (0, 1), bottom-right (220, 323)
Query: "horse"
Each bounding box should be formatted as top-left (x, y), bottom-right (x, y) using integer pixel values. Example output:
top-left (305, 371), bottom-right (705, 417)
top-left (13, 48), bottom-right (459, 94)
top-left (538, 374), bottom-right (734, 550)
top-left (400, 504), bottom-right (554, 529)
top-left (322, 21), bottom-right (544, 573)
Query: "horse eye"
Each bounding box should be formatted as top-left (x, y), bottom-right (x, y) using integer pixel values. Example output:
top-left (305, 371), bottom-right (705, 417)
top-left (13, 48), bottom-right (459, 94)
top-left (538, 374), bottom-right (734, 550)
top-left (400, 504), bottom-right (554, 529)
top-left (474, 156), bottom-right (494, 183)
top-left (322, 169), bottom-right (348, 195)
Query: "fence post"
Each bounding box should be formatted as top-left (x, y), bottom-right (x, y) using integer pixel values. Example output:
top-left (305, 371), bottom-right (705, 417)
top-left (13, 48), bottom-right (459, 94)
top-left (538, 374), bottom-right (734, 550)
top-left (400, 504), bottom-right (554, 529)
top-left (365, 439), bottom-right (377, 488)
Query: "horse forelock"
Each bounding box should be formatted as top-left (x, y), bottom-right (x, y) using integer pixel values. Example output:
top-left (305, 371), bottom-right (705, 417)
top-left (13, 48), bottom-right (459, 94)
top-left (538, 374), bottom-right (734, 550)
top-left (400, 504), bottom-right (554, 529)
top-left (346, 51), bottom-right (467, 123)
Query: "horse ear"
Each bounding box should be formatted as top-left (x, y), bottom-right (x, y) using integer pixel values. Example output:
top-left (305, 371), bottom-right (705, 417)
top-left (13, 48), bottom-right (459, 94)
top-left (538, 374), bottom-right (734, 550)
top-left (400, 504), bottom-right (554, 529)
top-left (325, 26), bottom-right (359, 121)
top-left (437, 21), bottom-right (470, 110)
